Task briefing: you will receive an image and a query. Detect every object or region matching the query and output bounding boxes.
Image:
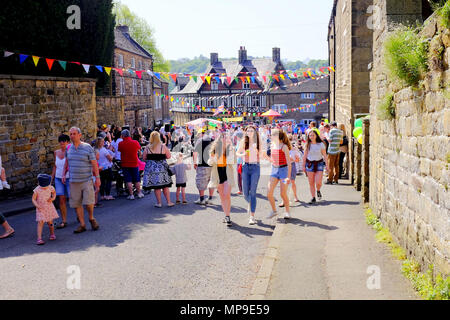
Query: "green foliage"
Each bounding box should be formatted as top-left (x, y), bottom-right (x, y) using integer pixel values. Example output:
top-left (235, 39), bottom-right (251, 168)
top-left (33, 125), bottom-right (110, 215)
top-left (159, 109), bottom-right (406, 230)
top-left (402, 262), bottom-right (450, 300)
top-left (384, 27), bottom-right (429, 87)
top-left (364, 207), bottom-right (449, 300)
top-left (113, 2), bottom-right (169, 72)
top-left (436, 0), bottom-right (450, 28)
top-left (0, 0), bottom-right (115, 84)
top-left (376, 93), bottom-right (395, 120)
top-left (170, 55), bottom-right (211, 74)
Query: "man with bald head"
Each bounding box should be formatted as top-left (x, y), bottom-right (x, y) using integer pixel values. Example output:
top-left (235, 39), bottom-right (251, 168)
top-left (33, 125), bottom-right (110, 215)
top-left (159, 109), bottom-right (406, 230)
top-left (62, 127), bottom-right (101, 233)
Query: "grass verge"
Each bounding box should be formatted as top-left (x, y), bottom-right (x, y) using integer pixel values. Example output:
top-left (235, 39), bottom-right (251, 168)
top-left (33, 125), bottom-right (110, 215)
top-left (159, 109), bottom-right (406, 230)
top-left (364, 208), bottom-right (449, 300)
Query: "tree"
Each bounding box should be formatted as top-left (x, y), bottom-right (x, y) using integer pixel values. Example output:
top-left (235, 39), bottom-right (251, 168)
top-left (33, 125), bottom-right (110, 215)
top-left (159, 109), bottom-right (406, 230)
top-left (113, 2), bottom-right (170, 72)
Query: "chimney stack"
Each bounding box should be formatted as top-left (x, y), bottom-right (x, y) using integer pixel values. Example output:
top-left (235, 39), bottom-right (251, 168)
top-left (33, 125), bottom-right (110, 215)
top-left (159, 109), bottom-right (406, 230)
top-left (210, 53), bottom-right (219, 65)
top-left (239, 46), bottom-right (247, 64)
top-left (272, 47), bottom-right (281, 64)
top-left (117, 25), bottom-right (130, 35)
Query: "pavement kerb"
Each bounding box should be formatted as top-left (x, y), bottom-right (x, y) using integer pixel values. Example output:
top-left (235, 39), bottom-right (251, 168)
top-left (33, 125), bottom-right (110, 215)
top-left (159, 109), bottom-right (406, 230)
top-left (247, 220), bottom-right (286, 300)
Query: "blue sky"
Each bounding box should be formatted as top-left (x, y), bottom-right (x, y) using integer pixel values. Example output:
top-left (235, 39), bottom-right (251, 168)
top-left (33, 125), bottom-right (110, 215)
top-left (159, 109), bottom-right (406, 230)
top-left (118, 0), bottom-right (333, 62)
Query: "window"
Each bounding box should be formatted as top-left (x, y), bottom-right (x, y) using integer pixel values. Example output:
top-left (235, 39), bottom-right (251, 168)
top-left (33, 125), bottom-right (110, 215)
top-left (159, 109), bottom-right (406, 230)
top-left (301, 93), bottom-right (315, 99)
top-left (119, 77), bottom-right (125, 95)
top-left (131, 58), bottom-right (136, 69)
top-left (146, 80), bottom-right (151, 95)
top-left (252, 96), bottom-right (261, 108)
top-left (140, 80), bottom-right (144, 95)
top-left (211, 82), bottom-right (219, 91)
top-left (118, 54), bottom-right (124, 67)
top-left (138, 60), bottom-right (143, 70)
top-left (242, 81), bottom-right (250, 89)
top-left (236, 96), bottom-right (245, 106)
top-left (132, 79), bottom-right (137, 95)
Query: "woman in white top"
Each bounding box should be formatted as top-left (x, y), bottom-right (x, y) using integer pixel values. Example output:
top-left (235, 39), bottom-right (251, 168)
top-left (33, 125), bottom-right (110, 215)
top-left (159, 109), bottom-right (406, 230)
top-left (303, 130), bottom-right (328, 204)
top-left (95, 137), bottom-right (114, 201)
top-left (51, 134), bottom-right (71, 229)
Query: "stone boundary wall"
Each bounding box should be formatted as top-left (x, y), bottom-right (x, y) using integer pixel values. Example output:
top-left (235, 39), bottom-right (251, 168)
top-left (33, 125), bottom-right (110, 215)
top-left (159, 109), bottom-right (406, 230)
top-left (369, 7), bottom-right (449, 275)
top-left (0, 75), bottom-right (97, 194)
top-left (96, 96), bottom-right (125, 127)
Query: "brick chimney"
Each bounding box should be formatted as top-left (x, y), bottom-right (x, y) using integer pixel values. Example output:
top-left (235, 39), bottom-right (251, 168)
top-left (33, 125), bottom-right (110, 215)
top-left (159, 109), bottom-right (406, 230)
top-left (210, 53), bottom-right (219, 65)
top-left (117, 25), bottom-right (130, 35)
top-left (239, 46), bottom-right (247, 64)
top-left (273, 47), bottom-right (281, 64)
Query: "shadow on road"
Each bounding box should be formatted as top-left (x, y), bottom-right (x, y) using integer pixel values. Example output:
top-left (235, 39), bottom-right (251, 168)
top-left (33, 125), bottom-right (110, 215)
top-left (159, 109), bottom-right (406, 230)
top-left (283, 218), bottom-right (339, 231)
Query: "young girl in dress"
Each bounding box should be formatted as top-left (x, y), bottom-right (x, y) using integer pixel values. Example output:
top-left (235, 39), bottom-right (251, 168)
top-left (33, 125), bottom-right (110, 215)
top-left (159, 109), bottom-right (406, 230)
top-left (32, 174), bottom-right (59, 245)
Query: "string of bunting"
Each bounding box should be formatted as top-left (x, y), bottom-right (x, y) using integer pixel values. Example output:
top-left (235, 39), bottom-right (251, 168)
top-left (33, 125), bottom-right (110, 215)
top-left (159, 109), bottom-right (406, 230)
top-left (170, 98), bottom-right (329, 118)
top-left (2, 50), bottom-right (335, 85)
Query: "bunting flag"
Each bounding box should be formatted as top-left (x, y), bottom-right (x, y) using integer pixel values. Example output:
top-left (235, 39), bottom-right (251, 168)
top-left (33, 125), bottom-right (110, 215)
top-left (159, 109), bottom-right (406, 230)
top-left (59, 61), bottom-right (67, 70)
top-left (104, 67), bottom-right (111, 76)
top-left (135, 70), bottom-right (143, 79)
top-left (4, 51), bottom-right (14, 58)
top-left (19, 54), bottom-right (28, 64)
top-left (95, 65), bottom-right (103, 73)
top-left (205, 76), bottom-right (211, 85)
top-left (82, 64), bottom-right (90, 73)
top-left (154, 72), bottom-right (161, 79)
top-left (32, 56), bottom-right (40, 67)
top-left (170, 73), bottom-right (177, 83)
top-left (46, 58), bottom-right (55, 71)
top-left (114, 68), bottom-right (123, 76)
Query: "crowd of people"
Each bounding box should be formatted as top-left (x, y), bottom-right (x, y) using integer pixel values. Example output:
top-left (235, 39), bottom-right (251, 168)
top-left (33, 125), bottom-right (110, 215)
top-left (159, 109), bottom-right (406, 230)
top-left (0, 119), bottom-right (350, 243)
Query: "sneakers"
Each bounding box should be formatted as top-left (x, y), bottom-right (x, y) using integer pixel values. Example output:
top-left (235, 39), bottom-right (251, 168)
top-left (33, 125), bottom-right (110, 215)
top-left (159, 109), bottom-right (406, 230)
top-left (249, 216), bottom-right (257, 225)
top-left (194, 199), bottom-right (206, 205)
top-left (137, 192), bottom-right (145, 199)
top-left (224, 216), bottom-right (232, 226)
top-left (284, 212), bottom-right (291, 219)
top-left (154, 203), bottom-right (162, 208)
top-left (325, 180), bottom-right (333, 185)
top-left (127, 195), bottom-right (135, 200)
top-left (308, 197), bottom-right (317, 205)
top-left (267, 211), bottom-right (278, 219)
top-left (317, 191), bottom-right (322, 201)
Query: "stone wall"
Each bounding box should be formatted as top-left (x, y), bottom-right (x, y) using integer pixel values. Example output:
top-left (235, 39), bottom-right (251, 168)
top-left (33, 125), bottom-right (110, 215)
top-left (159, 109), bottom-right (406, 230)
top-left (96, 96), bottom-right (125, 127)
top-left (0, 75), bottom-right (97, 194)
top-left (369, 6), bottom-right (450, 275)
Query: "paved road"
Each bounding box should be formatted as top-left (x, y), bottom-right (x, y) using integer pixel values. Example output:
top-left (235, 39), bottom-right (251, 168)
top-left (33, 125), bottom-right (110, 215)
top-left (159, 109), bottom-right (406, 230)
top-left (1, 168), bottom-right (277, 300)
top-left (265, 179), bottom-right (418, 300)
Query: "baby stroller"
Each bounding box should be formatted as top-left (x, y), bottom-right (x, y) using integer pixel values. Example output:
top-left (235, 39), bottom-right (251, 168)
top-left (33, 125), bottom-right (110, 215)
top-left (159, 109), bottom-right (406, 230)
top-left (112, 160), bottom-right (126, 197)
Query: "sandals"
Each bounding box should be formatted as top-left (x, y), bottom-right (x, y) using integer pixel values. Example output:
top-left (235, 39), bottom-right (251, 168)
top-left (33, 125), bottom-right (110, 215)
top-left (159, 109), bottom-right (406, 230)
top-left (56, 222), bottom-right (68, 229)
top-left (74, 225), bottom-right (87, 234)
top-left (0, 229), bottom-right (15, 239)
top-left (49, 234), bottom-right (56, 241)
top-left (154, 203), bottom-right (162, 208)
top-left (167, 203), bottom-right (175, 207)
top-left (89, 219), bottom-right (100, 231)
top-left (36, 239), bottom-right (45, 245)
top-left (182, 201), bottom-right (188, 205)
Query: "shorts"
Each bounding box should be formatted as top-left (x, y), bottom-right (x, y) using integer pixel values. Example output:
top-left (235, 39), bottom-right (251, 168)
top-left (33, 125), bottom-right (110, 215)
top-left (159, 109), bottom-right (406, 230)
top-left (218, 166), bottom-right (227, 184)
top-left (305, 161), bottom-right (325, 173)
top-left (122, 167), bottom-right (140, 183)
top-left (271, 166), bottom-right (288, 180)
top-left (176, 183), bottom-right (187, 188)
top-left (196, 166), bottom-right (212, 191)
top-left (69, 180), bottom-right (96, 208)
top-left (55, 178), bottom-right (70, 197)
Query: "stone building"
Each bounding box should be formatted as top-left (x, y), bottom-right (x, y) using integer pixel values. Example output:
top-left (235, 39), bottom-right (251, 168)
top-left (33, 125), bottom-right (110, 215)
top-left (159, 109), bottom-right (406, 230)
top-left (268, 77), bottom-right (329, 126)
top-left (368, 0), bottom-right (448, 275)
top-left (113, 26), bottom-right (160, 129)
top-left (328, 0), bottom-right (374, 182)
top-left (171, 47), bottom-right (318, 125)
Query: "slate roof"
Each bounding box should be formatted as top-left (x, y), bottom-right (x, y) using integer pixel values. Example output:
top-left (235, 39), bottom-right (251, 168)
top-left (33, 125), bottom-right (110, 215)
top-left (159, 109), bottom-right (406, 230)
top-left (270, 76), bottom-right (329, 94)
top-left (170, 57), bottom-right (282, 95)
top-left (114, 28), bottom-right (153, 59)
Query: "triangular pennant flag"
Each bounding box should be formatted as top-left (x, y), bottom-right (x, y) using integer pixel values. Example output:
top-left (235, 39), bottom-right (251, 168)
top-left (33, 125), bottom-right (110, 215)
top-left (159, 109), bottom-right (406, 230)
top-left (154, 72), bottom-right (161, 79)
top-left (95, 65), bottom-right (103, 73)
top-left (251, 76), bottom-right (255, 83)
top-left (205, 76), bottom-right (211, 85)
top-left (46, 58), bottom-right (55, 70)
top-left (273, 75), bottom-right (279, 82)
top-left (19, 54), bottom-right (29, 64)
top-left (246, 76), bottom-right (251, 83)
top-left (135, 70), bottom-right (143, 79)
top-left (200, 76), bottom-right (205, 83)
top-left (4, 51), bottom-right (14, 58)
top-left (235, 77), bottom-right (239, 84)
top-left (192, 76), bottom-right (198, 83)
top-left (114, 68), bottom-right (123, 76)
top-left (104, 67), bottom-right (111, 76)
top-left (227, 77), bottom-right (231, 85)
top-left (58, 61), bottom-right (67, 70)
top-left (170, 74), bottom-right (177, 83)
top-left (32, 56), bottom-right (40, 67)
top-left (215, 76), bottom-right (220, 84)
top-left (280, 74), bottom-right (285, 80)
top-left (263, 76), bottom-right (267, 82)
top-left (82, 64), bottom-right (90, 73)
top-left (70, 61), bottom-right (81, 65)
top-left (240, 77), bottom-right (246, 83)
